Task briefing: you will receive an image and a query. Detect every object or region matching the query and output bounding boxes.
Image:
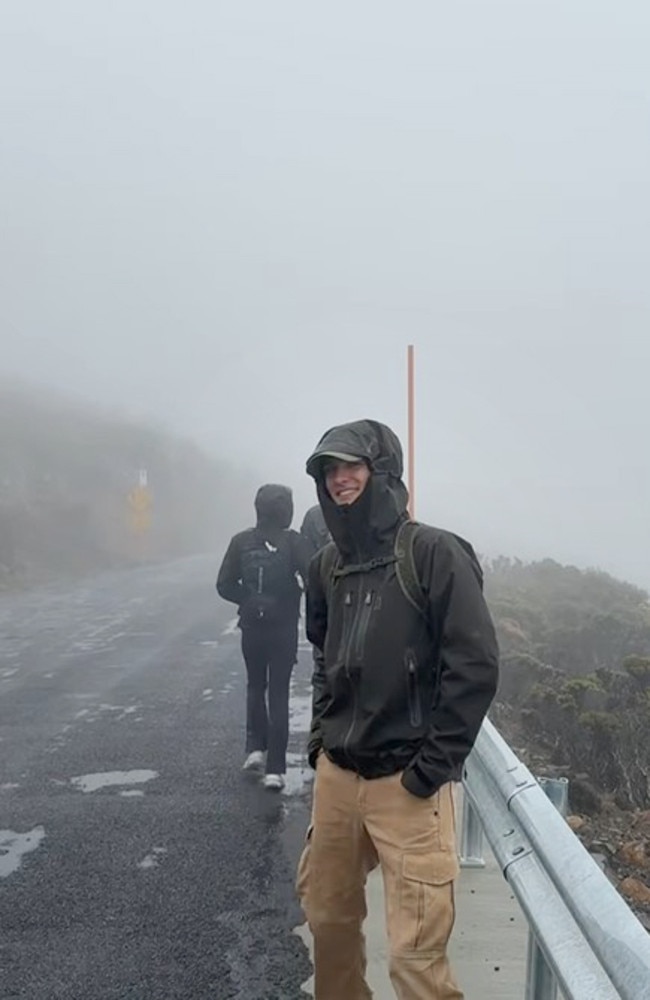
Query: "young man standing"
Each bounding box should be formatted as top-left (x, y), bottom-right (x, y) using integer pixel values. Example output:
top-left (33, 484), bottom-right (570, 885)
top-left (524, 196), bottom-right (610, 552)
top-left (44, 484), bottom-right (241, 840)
top-left (297, 419), bottom-right (499, 999)
top-left (216, 484), bottom-right (308, 790)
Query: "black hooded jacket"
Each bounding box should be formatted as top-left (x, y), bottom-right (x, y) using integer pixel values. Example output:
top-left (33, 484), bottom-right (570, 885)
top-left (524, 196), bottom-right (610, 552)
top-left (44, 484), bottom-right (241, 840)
top-left (216, 484), bottom-right (309, 628)
top-left (305, 419), bottom-right (499, 798)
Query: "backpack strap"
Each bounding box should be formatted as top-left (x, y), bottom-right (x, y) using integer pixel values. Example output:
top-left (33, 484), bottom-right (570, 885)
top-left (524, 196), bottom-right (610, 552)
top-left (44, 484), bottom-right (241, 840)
top-left (319, 545), bottom-right (396, 589)
top-left (319, 523), bottom-right (427, 618)
top-left (334, 554), bottom-right (396, 578)
top-left (394, 520), bottom-right (428, 619)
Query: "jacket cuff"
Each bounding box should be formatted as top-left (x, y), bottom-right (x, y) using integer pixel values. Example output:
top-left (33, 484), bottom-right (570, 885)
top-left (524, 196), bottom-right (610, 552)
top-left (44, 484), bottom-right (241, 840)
top-left (401, 763), bottom-right (439, 799)
top-left (308, 743), bottom-right (322, 770)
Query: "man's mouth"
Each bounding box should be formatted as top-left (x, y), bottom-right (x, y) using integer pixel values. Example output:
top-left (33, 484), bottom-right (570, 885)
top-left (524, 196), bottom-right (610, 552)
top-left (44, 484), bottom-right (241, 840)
top-left (337, 487), bottom-right (357, 502)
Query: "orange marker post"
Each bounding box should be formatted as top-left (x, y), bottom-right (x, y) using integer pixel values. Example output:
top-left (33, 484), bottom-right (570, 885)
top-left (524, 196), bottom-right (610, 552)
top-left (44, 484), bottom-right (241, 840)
top-left (407, 344), bottom-right (415, 519)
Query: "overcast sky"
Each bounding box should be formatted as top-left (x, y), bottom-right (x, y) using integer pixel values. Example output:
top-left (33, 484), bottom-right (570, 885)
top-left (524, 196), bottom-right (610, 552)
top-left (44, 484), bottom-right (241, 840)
top-left (2, 1), bottom-right (649, 586)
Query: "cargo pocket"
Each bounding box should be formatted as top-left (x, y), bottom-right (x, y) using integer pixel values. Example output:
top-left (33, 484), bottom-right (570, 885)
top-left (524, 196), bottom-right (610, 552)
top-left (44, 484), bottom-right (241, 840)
top-left (399, 851), bottom-right (460, 952)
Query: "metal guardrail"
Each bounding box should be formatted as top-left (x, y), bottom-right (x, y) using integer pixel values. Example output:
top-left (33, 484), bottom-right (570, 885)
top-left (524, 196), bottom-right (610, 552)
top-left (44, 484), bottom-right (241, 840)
top-left (460, 718), bottom-right (650, 1000)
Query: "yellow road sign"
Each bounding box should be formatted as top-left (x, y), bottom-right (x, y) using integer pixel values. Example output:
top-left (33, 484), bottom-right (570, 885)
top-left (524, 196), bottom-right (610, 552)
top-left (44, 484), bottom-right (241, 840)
top-left (128, 485), bottom-right (152, 513)
top-left (129, 510), bottom-right (152, 535)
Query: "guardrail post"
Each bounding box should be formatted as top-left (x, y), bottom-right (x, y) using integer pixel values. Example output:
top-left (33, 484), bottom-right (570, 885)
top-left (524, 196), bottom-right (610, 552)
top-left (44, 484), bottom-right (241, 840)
top-left (538, 776), bottom-right (569, 817)
top-left (525, 777), bottom-right (569, 1000)
top-left (526, 932), bottom-right (558, 1000)
top-left (459, 782), bottom-right (485, 868)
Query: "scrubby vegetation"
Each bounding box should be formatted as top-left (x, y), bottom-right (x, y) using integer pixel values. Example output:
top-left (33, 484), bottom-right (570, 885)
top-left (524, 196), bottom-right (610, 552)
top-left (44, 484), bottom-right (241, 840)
top-left (485, 556), bottom-right (650, 809)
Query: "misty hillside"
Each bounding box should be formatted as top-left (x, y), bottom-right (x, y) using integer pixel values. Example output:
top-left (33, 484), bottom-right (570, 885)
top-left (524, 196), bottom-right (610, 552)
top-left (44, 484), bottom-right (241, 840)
top-left (485, 556), bottom-right (650, 675)
top-left (485, 557), bottom-right (650, 809)
top-left (0, 382), bottom-right (253, 587)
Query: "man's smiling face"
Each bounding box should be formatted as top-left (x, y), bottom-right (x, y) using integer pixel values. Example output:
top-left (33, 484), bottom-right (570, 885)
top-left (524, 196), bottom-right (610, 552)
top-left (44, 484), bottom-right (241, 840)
top-left (324, 459), bottom-right (371, 506)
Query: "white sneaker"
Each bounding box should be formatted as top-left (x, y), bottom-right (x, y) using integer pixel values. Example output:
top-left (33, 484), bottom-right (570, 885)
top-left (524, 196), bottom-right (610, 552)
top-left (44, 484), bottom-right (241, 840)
top-left (263, 773), bottom-right (285, 791)
top-left (243, 751), bottom-right (265, 771)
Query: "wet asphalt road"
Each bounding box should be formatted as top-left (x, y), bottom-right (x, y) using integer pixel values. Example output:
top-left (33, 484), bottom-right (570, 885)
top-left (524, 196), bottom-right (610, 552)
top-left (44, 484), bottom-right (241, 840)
top-left (0, 556), bottom-right (314, 1000)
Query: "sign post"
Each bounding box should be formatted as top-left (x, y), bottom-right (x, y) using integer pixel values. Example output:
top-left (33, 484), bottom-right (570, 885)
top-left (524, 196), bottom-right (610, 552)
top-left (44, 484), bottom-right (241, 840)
top-left (127, 469), bottom-right (152, 541)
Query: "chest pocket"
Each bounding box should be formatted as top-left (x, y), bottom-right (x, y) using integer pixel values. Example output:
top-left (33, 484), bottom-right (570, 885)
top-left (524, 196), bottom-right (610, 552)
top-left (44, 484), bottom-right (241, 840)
top-left (333, 577), bottom-right (385, 669)
top-left (352, 587), bottom-right (381, 662)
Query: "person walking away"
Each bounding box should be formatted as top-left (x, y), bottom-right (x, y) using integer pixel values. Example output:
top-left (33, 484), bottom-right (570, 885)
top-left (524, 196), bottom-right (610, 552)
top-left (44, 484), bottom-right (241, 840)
top-left (296, 419), bottom-right (499, 998)
top-left (300, 503), bottom-right (331, 559)
top-left (216, 484), bottom-right (309, 790)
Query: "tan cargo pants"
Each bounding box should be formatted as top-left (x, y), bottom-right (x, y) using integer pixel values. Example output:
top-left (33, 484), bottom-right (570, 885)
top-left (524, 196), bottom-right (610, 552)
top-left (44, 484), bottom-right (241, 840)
top-left (296, 753), bottom-right (463, 1000)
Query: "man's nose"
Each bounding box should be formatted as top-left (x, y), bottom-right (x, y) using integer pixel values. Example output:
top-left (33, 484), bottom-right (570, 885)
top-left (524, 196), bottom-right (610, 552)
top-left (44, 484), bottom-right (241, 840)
top-left (332, 465), bottom-right (351, 485)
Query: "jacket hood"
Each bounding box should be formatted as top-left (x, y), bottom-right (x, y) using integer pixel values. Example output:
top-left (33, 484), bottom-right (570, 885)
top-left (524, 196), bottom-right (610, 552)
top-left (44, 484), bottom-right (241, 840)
top-left (254, 484), bottom-right (294, 533)
top-left (306, 419), bottom-right (409, 560)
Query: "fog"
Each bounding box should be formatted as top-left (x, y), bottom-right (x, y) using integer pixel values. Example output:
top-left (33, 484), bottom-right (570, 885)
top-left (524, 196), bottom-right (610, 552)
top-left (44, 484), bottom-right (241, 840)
top-left (2, 1), bottom-right (649, 586)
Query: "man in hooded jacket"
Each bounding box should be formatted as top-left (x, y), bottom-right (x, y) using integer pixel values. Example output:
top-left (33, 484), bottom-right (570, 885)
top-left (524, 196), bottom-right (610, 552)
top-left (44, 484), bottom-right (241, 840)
top-left (216, 484), bottom-right (309, 790)
top-left (297, 420), bottom-right (499, 999)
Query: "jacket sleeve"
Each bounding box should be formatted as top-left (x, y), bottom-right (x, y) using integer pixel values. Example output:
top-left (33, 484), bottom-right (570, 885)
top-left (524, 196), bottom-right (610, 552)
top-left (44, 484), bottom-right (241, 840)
top-left (401, 531), bottom-right (500, 799)
top-left (215, 535), bottom-right (246, 606)
top-left (290, 529), bottom-right (312, 591)
top-left (305, 551), bottom-right (330, 767)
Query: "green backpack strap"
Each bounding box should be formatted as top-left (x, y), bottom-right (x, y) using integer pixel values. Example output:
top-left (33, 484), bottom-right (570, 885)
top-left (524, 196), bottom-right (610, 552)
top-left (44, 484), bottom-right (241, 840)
top-left (319, 523), bottom-right (427, 620)
top-left (394, 520), bottom-right (428, 619)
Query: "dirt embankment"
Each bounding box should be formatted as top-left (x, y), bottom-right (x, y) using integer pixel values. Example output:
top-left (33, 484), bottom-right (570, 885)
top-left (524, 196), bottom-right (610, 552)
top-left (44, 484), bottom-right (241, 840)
top-left (494, 701), bottom-right (650, 930)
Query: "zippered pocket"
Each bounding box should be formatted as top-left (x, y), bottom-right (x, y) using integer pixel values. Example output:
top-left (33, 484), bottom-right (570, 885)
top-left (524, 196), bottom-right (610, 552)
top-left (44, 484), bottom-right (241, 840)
top-left (406, 650), bottom-right (422, 728)
top-left (353, 589), bottom-right (374, 661)
top-left (337, 590), bottom-right (355, 667)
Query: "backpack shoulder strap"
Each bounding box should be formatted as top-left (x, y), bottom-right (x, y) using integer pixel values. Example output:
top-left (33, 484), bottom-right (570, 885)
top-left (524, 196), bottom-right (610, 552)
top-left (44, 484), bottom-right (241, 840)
top-left (319, 526), bottom-right (427, 618)
top-left (394, 520), bottom-right (428, 619)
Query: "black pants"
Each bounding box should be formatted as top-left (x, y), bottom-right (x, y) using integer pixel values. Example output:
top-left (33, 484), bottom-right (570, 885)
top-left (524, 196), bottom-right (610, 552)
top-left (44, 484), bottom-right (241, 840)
top-left (240, 621), bottom-right (298, 775)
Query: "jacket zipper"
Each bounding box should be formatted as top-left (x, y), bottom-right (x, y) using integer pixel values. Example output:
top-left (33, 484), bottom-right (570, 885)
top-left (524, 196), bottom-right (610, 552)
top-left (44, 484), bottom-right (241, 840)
top-left (342, 686), bottom-right (359, 767)
top-left (353, 589), bottom-right (374, 661)
top-left (342, 576), bottom-right (364, 762)
top-left (406, 650), bottom-right (422, 728)
top-left (344, 578), bottom-right (364, 675)
top-left (336, 589), bottom-right (354, 665)
top-left (340, 524), bottom-right (375, 763)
